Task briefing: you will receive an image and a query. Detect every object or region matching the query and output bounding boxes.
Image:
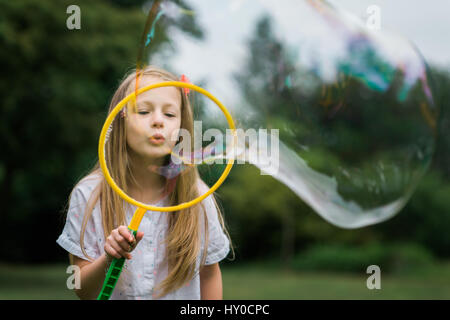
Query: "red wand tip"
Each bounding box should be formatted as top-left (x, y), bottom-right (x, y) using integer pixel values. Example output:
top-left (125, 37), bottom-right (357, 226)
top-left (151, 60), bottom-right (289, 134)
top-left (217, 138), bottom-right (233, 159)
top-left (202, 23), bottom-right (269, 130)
top-left (180, 74), bottom-right (190, 96)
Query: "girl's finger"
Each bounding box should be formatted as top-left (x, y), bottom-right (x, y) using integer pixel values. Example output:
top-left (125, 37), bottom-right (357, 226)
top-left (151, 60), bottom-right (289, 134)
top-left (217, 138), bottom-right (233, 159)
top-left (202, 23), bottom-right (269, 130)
top-left (136, 231), bottom-right (144, 243)
top-left (109, 237), bottom-right (131, 259)
top-left (118, 226), bottom-right (135, 243)
top-left (127, 232), bottom-right (143, 253)
top-left (104, 243), bottom-right (121, 260)
top-left (113, 230), bottom-right (131, 252)
top-left (109, 238), bottom-right (125, 255)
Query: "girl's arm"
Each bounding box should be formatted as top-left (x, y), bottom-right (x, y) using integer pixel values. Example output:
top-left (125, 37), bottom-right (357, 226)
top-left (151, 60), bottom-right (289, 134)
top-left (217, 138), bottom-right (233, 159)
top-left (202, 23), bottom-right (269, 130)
top-left (70, 226), bottom-right (144, 300)
top-left (199, 262), bottom-right (223, 300)
top-left (70, 253), bottom-right (110, 300)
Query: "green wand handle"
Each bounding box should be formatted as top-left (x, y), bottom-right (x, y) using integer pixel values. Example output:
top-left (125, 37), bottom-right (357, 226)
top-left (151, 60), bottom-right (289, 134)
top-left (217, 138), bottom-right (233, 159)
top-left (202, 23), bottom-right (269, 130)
top-left (97, 228), bottom-right (137, 300)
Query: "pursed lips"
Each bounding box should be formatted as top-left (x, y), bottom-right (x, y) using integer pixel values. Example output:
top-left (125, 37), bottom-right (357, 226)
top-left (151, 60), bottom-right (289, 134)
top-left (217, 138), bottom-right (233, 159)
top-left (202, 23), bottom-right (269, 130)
top-left (149, 133), bottom-right (165, 144)
top-left (150, 133), bottom-right (165, 140)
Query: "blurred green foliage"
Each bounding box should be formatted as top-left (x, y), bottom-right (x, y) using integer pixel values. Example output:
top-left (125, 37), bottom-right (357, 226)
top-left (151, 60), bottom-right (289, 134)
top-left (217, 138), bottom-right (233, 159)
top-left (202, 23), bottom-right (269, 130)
top-left (0, 0), bottom-right (201, 262)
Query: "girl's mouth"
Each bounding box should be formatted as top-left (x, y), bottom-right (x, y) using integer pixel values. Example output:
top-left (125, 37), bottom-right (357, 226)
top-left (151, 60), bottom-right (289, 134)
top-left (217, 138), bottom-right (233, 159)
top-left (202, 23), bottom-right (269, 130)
top-left (149, 134), bottom-right (165, 145)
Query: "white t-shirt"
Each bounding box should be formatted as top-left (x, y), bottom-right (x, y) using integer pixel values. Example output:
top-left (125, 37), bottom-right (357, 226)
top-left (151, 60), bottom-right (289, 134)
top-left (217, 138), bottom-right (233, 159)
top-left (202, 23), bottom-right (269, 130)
top-left (56, 174), bottom-right (230, 300)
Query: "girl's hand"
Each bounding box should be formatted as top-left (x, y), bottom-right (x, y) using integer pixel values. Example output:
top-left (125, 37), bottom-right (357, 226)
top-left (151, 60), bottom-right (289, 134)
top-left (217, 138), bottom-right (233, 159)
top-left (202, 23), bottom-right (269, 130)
top-left (104, 226), bottom-right (144, 260)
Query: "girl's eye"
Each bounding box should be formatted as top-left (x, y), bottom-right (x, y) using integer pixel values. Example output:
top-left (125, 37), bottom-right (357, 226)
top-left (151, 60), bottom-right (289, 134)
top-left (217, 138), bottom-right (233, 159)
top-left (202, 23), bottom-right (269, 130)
top-left (137, 111), bottom-right (175, 117)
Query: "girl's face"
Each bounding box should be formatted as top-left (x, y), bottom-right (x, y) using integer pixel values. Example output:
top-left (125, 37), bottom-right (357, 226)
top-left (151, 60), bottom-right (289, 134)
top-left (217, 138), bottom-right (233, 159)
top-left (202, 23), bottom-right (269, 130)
top-left (125, 76), bottom-right (182, 164)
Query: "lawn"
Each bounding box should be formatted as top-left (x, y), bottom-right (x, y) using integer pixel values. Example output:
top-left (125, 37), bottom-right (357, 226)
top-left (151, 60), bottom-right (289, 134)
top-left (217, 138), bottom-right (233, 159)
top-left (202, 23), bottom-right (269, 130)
top-left (222, 261), bottom-right (450, 299)
top-left (0, 261), bottom-right (448, 300)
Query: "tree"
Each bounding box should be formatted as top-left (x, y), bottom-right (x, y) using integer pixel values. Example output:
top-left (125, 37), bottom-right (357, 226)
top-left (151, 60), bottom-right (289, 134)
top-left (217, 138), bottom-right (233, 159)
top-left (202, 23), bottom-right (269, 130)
top-left (0, 0), bottom-right (202, 262)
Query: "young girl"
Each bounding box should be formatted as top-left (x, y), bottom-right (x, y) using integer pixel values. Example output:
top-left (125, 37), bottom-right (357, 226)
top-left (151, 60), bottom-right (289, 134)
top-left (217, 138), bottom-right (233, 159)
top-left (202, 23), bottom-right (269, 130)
top-left (57, 66), bottom-right (233, 300)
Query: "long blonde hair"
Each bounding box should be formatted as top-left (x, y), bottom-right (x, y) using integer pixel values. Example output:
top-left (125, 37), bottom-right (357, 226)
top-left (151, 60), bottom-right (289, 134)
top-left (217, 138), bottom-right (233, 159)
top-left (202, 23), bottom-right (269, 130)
top-left (71, 65), bottom-right (232, 298)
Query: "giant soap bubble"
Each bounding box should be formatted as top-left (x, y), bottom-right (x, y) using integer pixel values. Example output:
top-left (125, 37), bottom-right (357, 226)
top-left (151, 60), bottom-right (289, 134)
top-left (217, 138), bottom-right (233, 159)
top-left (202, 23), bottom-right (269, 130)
top-left (144, 0), bottom-right (438, 228)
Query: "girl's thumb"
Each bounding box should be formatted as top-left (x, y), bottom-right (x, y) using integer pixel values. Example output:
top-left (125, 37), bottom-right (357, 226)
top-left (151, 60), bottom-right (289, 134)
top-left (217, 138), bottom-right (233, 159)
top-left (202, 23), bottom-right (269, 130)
top-left (136, 231), bottom-right (144, 243)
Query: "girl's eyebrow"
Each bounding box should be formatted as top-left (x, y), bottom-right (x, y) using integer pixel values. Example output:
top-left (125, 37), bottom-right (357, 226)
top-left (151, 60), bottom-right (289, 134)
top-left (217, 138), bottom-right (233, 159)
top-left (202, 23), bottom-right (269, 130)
top-left (138, 100), bottom-right (178, 109)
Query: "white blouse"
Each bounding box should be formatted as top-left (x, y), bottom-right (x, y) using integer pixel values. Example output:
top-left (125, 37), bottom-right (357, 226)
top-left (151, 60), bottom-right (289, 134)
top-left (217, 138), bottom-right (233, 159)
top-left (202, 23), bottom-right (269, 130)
top-left (56, 174), bottom-right (230, 300)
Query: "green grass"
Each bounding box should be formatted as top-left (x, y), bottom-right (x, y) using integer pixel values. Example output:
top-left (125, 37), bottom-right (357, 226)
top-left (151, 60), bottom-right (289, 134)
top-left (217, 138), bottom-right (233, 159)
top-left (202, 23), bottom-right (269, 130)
top-left (0, 264), bottom-right (77, 300)
top-left (222, 261), bottom-right (450, 299)
top-left (0, 261), bottom-right (449, 299)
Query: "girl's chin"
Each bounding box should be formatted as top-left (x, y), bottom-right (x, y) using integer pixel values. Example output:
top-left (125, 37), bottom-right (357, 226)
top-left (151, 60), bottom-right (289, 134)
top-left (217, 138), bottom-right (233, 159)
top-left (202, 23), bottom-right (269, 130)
top-left (128, 144), bottom-right (173, 163)
top-left (142, 148), bottom-right (171, 160)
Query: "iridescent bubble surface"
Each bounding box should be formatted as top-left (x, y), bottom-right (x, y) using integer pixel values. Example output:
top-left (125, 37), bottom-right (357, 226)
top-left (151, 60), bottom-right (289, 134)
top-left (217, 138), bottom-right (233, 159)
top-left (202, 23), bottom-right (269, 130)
top-left (127, 0), bottom-right (438, 227)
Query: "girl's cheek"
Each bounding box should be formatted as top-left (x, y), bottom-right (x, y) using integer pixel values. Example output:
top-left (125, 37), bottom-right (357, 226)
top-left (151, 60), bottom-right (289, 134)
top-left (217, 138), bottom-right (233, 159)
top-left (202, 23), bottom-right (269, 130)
top-left (170, 127), bottom-right (182, 144)
top-left (130, 120), bottom-right (147, 136)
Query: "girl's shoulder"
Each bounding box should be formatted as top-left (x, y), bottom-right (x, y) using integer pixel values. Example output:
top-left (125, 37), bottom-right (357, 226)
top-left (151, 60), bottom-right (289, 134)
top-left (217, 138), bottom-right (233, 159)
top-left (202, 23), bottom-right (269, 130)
top-left (197, 178), bottom-right (209, 193)
top-left (71, 172), bottom-right (103, 203)
top-left (197, 179), bottom-right (217, 204)
top-left (196, 178), bottom-right (219, 215)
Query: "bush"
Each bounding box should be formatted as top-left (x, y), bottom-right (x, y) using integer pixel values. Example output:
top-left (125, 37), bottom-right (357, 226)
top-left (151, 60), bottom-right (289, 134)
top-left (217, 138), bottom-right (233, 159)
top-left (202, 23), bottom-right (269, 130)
top-left (387, 243), bottom-right (435, 274)
top-left (292, 242), bottom-right (434, 275)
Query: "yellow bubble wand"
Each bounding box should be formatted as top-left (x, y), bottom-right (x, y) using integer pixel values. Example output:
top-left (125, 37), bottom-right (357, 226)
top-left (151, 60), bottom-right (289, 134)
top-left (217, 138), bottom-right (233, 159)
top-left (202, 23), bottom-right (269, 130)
top-left (97, 81), bottom-right (236, 300)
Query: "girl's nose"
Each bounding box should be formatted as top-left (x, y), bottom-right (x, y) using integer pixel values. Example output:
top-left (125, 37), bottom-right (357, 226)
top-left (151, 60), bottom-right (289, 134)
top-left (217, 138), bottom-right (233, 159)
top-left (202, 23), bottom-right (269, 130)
top-left (151, 112), bottom-right (164, 128)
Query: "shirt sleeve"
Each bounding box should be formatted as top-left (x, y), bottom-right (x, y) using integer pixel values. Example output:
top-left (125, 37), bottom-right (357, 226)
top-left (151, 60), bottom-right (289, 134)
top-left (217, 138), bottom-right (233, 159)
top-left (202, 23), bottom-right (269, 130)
top-left (56, 183), bottom-right (101, 262)
top-left (199, 181), bottom-right (231, 265)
